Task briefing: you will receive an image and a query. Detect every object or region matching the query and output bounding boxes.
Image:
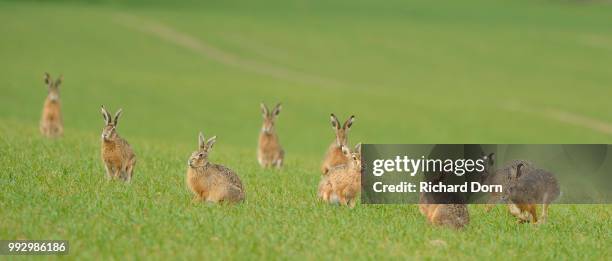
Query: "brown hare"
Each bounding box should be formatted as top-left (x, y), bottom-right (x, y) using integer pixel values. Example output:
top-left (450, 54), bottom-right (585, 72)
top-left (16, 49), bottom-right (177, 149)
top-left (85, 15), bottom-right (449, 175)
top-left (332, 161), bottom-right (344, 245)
top-left (419, 176), bottom-right (469, 229)
top-left (40, 73), bottom-right (64, 138)
top-left (187, 132), bottom-right (245, 204)
top-left (483, 159), bottom-right (534, 212)
top-left (257, 103), bottom-right (284, 169)
top-left (418, 201), bottom-right (469, 229)
top-left (502, 163), bottom-right (560, 224)
top-left (321, 114), bottom-right (354, 175)
top-left (100, 106), bottom-right (136, 182)
top-left (318, 143), bottom-right (362, 208)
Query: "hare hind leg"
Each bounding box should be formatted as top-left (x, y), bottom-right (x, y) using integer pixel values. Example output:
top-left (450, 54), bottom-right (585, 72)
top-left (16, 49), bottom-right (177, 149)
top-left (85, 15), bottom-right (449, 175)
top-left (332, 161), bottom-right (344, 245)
top-left (526, 204), bottom-right (537, 223)
top-left (537, 204), bottom-right (549, 224)
top-left (516, 204), bottom-right (537, 223)
top-left (509, 204), bottom-right (531, 223)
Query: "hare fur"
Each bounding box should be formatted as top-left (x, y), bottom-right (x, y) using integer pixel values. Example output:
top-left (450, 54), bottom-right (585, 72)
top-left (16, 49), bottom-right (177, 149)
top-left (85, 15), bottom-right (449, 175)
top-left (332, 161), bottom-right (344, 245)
top-left (40, 73), bottom-right (64, 138)
top-left (318, 143), bottom-right (361, 208)
top-left (321, 114), bottom-right (354, 175)
top-left (257, 103), bottom-right (284, 168)
top-left (100, 106), bottom-right (136, 182)
top-left (187, 132), bottom-right (245, 204)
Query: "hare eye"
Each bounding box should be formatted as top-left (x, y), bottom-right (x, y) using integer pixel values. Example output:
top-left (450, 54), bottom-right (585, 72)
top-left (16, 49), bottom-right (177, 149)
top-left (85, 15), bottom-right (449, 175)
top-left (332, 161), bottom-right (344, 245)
top-left (198, 153), bottom-right (204, 157)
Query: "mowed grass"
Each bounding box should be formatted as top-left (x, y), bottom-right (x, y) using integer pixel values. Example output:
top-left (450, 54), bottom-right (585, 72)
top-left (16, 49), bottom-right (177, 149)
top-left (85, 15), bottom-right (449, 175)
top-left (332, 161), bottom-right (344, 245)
top-left (0, 0), bottom-right (611, 259)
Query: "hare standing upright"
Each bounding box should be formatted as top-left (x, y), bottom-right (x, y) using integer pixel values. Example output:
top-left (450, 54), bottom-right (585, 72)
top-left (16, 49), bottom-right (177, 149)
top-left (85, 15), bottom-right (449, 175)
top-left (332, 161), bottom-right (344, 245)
top-left (257, 103), bottom-right (284, 168)
top-left (100, 106), bottom-right (136, 182)
top-left (187, 132), bottom-right (245, 204)
top-left (40, 73), bottom-right (64, 138)
top-left (321, 114), bottom-right (354, 175)
top-left (318, 143), bottom-right (362, 207)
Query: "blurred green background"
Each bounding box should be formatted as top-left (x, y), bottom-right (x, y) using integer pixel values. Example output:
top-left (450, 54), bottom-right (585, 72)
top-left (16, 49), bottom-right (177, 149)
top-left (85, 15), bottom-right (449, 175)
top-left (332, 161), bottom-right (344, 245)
top-left (1, 0), bottom-right (611, 259)
top-left (2, 0), bottom-right (612, 155)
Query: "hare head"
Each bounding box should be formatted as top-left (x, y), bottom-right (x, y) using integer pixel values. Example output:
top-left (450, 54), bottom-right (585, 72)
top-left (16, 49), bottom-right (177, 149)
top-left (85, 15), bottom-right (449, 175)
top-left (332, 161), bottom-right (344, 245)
top-left (330, 113), bottom-right (355, 147)
top-left (260, 103), bottom-right (281, 134)
top-left (342, 143), bottom-right (362, 170)
top-left (100, 105), bottom-right (123, 141)
top-left (44, 72), bottom-right (62, 103)
top-left (501, 163), bottom-right (524, 202)
top-left (188, 132), bottom-right (217, 168)
top-left (480, 152), bottom-right (495, 178)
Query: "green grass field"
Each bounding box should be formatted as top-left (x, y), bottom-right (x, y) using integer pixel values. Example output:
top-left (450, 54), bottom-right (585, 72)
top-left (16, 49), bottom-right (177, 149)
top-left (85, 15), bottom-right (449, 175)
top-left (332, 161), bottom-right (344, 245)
top-left (1, 0), bottom-right (611, 259)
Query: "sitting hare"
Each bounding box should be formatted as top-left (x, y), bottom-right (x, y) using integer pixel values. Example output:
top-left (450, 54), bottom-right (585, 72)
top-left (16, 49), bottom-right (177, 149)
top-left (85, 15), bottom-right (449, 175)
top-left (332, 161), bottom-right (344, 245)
top-left (100, 106), bottom-right (136, 182)
top-left (321, 114), bottom-right (355, 175)
top-left (187, 132), bottom-right (245, 204)
top-left (318, 143), bottom-right (361, 208)
top-left (257, 103), bottom-right (284, 168)
top-left (40, 73), bottom-right (64, 138)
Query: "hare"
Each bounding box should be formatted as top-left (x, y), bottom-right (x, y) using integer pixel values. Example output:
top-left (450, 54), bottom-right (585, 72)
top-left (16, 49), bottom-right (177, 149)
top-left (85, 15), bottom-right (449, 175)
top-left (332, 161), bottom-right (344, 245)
top-left (100, 106), bottom-right (136, 182)
top-left (40, 73), bottom-right (64, 138)
top-left (483, 159), bottom-right (534, 212)
top-left (187, 132), bottom-right (245, 204)
top-left (501, 163), bottom-right (560, 224)
top-left (418, 201), bottom-right (469, 229)
top-left (318, 143), bottom-right (362, 207)
top-left (321, 114), bottom-right (355, 175)
top-left (419, 176), bottom-right (469, 229)
top-left (257, 103), bottom-right (284, 168)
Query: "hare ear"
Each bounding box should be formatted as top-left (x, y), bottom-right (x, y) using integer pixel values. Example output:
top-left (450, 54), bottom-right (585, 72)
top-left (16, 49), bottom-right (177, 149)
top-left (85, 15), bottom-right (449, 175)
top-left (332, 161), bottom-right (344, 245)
top-left (206, 136), bottom-right (217, 151)
top-left (488, 153), bottom-right (495, 165)
top-left (511, 163), bottom-right (523, 179)
top-left (113, 109), bottom-right (123, 126)
top-left (344, 115), bottom-right (355, 129)
top-left (44, 72), bottom-right (51, 85)
top-left (198, 132), bottom-right (206, 149)
top-left (330, 113), bottom-right (340, 130)
top-left (260, 103), bottom-right (269, 118)
top-left (101, 105), bottom-right (111, 125)
top-left (55, 75), bottom-right (63, 87)
top-left (354, 143), bottom-right (362, 154)
top-left (272, 103), bottom-right (282, 117)
top-left (341, 145), bottom-right (351, 157)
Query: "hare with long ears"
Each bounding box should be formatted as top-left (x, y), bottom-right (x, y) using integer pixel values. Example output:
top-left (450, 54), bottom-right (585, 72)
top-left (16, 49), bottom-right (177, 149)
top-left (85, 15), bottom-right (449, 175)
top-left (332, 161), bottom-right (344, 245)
top-left (40, 73), bottom-right (64, 138)
top-left (502, 163), bottom-right (560, 224)
top-left (257, 103), bottom-right (284, 168)
top-left (321, 114), bottom-right (355, 175)
top-left (187, 132), bottom-right (245, 204)
top-left (100, 106), bottom-right (136, 182)
top-left (318, 143), bottom-right (362, 208)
